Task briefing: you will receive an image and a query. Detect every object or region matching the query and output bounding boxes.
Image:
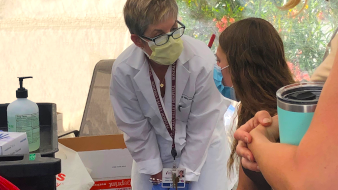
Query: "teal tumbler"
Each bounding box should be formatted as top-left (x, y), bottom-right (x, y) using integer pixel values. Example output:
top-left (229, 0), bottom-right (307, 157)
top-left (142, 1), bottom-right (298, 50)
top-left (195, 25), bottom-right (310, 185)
top-left (277, 82), bottom-right (324, 145)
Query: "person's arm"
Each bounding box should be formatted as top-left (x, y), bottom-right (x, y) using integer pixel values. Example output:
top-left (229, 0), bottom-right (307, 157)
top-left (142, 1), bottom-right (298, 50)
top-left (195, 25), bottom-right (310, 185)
top-left (248, 126), bottom-right (299, 189)
top-left (178, 63), bottom-right (225, 182)
top-left (236, 164), bottom-right (259, 190)
top-left (110, 69), bottom-right (162, 176)
top-left (311, 34), bottom-right (338, 82)
top-left (248, 49), bottom-right (338, 189)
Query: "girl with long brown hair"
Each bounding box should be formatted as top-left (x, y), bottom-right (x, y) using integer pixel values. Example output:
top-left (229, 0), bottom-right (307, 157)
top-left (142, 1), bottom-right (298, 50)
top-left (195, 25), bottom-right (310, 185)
top-left (214, 17), bottom-right (295, 189)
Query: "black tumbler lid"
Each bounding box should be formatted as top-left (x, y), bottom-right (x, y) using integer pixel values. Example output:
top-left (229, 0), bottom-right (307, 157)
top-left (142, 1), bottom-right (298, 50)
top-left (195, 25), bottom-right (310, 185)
top-left (277, 82), bottom-right (323, 105)
top-left (286, 91), bottom-right (317, 101)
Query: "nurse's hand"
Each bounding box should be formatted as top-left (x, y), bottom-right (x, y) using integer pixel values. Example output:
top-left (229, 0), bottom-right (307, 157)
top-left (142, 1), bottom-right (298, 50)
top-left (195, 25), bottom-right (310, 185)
top-left (150, 171), bottom-right (162, 184)
top-left (234, 111), bottom-right (277, 171)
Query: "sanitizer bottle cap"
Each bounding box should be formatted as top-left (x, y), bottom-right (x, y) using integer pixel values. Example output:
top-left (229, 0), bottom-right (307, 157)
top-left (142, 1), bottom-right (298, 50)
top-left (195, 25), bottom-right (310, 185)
top-left (16, 76), bottom-right (33, 98)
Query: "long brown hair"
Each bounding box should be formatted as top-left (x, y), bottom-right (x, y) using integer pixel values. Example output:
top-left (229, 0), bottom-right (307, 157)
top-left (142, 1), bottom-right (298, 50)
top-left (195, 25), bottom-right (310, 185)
top-left (219, 18), bottom-right (295, 174)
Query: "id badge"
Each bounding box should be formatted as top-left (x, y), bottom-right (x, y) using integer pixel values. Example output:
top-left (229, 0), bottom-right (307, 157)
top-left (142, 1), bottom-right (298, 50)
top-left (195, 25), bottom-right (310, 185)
top-left (162, 168), bottom-right (186, 188)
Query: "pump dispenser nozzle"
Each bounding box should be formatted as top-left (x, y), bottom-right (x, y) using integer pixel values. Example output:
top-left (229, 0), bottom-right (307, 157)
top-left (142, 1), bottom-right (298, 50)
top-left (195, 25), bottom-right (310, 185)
top-left (17, 76), bottom-right (33, 98)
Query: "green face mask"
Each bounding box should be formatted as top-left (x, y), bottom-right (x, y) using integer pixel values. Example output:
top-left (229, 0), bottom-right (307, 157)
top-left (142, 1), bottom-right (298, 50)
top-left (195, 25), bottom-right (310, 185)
top-left (145, 37), bottom-right (184, 65)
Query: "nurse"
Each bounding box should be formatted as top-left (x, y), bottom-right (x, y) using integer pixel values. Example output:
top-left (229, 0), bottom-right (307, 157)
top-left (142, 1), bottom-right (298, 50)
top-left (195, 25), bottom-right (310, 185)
top-left (110, 0), bottom-right (232, 189)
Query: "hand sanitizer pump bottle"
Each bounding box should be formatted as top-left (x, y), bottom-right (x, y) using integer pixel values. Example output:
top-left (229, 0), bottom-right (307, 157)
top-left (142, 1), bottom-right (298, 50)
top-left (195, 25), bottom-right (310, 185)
top-left (7, 77), bottom-right (40, 152)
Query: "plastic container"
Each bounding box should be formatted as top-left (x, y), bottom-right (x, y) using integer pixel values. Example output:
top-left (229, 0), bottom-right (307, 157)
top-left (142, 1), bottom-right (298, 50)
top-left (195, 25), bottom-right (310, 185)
top-left (0, 176), bottom-right (20, 190)
top-left (277, 82), bottom-right (324, 145)
top-left (0, 103), bottom-right (60, 190)
top-left (7, 76), bottom-right (40, 152)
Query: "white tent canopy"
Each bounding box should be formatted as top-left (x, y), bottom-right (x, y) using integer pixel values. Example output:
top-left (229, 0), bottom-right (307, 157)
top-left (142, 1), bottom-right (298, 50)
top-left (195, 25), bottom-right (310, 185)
top-left (0, 0), bottom-right (132, 133)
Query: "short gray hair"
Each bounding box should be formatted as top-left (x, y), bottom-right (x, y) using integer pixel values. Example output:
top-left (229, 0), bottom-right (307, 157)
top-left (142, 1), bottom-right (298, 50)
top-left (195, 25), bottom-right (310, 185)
top-left (124, 0), bottom-right (178, 36)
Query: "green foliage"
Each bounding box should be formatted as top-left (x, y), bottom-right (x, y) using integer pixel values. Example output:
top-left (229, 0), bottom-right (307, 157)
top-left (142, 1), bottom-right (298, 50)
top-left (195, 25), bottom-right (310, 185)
top-left (177, 0), bottom-right (338, 75)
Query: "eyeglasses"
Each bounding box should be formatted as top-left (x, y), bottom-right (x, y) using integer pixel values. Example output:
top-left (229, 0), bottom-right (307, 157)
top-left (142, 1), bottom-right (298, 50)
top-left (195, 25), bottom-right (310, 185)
top-left (140, 20), bottom-right (185, 46)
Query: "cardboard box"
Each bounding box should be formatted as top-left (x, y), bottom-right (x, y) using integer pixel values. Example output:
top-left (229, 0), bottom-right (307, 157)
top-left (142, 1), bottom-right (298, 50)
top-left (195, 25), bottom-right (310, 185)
top-left (0, 132), bottom-right (29, 155)
top-left (59, 134), bottom-right (132, 190)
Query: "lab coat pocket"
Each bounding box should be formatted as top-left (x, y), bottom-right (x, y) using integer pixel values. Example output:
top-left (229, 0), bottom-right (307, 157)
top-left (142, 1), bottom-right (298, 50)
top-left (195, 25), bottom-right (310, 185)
top-left (177, 98), bottom-right (192, 123)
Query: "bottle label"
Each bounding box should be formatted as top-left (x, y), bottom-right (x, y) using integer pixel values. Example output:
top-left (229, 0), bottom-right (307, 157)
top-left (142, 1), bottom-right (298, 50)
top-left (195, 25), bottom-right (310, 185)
top-left (14, 113), bottom-right (40, 144)
top-left (29, 153), bottom-right (36, 161)
top-left (8, 122), bottom-right (15, 131)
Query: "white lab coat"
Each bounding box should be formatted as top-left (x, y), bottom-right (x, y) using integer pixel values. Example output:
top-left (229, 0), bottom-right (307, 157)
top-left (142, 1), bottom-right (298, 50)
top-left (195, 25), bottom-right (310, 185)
top-left (110, 35), bottom-right (233, 190)
top-left (223, 98), bottom-right (240, 190)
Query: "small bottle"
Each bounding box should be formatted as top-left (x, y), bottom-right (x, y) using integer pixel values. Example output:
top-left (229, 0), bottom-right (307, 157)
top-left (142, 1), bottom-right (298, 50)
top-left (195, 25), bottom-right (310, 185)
top-left (7, 76), bottom-right (40, 152)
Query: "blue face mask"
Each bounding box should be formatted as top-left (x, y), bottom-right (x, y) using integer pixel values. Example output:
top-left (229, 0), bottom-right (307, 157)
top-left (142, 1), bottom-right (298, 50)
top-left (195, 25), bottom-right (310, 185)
top-left (213, 64), bottom-right (237, 101)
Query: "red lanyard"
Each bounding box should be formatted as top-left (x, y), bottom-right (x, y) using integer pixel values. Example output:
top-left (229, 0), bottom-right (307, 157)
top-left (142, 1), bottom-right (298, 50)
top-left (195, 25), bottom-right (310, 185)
top-left (148, 63), bottom-right (178, 160)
